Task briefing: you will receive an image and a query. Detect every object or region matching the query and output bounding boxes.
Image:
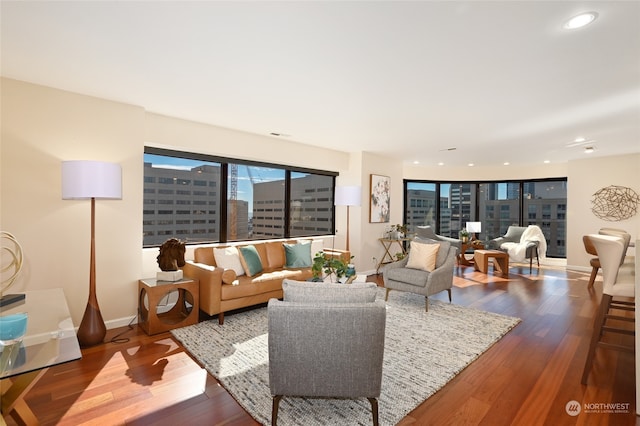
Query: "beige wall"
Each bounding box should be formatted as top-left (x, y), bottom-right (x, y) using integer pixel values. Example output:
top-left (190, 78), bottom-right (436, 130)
top-left (2, 77), bottom-right (639, 329)
top-left (1, 78), bottom-right (351, 328)
top-left (567, 155), bottom-right (640, 269)
top-left (1, 78), bottom-right (145, 327)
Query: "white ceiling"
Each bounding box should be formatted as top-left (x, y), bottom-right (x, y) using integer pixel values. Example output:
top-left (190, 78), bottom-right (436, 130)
top-left (2, 1), bottom-right (639, 167)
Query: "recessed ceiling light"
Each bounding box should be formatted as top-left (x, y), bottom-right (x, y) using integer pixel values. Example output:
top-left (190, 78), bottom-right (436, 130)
top-left (584, 146), bottom-right (595, 153)
top-left (438, 162), bottom-right (444, 166)
top-left (413, 160), bottom-right (420, 165)
top-left (468, 163), bottom-right (474, 167)
top-left (563, 12), bottom-right (598, 30)
top-left (544, 160), bottom-right (551, 164)
top-left (574, 136), bottom-right (586, 143)
top-left (503, 162), bottom-right (510, 166)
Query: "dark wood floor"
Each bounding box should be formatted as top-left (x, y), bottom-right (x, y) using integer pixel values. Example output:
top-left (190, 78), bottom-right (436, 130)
top-left (4, 263), bottom-right (636, 425)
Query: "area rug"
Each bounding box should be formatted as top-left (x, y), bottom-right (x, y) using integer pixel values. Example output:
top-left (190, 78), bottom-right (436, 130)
top-left (171, 289), bottom-right (520, 426)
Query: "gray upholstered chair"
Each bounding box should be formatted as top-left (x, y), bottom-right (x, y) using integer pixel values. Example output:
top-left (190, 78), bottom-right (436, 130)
top-left (415, 225), bottom-right (461, 253)
top-left (488, 225), bottom-right (540, 273)
top-left (383, 238), bottom-right (456, 312)
top-left (268, 280), bottom-right (386, 426)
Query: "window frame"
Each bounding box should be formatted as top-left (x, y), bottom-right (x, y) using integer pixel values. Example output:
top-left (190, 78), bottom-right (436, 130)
top-left (143, 147), bottom-right (338, 247)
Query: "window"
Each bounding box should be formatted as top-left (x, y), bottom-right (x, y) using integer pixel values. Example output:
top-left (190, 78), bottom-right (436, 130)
top-left (290, 172), bottom-right (334, 237)
top-left (522, 180), bottom-right (567, 257)
top-left (229, 164), bottom-right (285, 240)
top-left (143, 148), bottom-right (337, 247)
top-left (404, 178), bottom-right (567, 258)
top-left (405, 182), bottom-right (437, 233)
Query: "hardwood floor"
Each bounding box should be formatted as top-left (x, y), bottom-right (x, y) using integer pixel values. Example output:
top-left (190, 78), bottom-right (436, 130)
top-left (4, 263), bottom-right (636, 425)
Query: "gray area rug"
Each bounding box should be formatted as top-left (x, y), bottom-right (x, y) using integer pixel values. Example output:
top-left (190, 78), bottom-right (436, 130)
top-left (171, 289), bottom-right (520, 425)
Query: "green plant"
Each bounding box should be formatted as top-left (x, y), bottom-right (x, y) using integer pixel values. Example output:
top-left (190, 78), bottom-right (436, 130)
top-left (395, 252), bottom-right (406, 261)
top-left (459, 228), bottom-right (469, 239)
top-left (393, 224), bottom-right (408, 234)
top-left (311, 252), bottom-right (354, 282)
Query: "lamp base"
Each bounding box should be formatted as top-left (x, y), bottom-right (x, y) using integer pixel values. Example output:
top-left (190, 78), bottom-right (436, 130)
top-left (77, 302), bottom-right (106, 347)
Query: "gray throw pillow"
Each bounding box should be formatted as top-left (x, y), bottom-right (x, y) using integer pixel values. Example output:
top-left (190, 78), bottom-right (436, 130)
top-left (416, 225), bottom-right (438, 240)
top-left (282, 279), bottom-right (377, 303)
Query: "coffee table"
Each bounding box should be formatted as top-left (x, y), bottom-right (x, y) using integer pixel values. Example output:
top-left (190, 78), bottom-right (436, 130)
top-left (473, 249), bottom-right (509, 277)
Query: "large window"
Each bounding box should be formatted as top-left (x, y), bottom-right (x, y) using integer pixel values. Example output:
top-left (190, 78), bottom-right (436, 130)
top-left (404, 178), bottom-right (567, 257)
top-left (143, 148), bottom-right (337, 247)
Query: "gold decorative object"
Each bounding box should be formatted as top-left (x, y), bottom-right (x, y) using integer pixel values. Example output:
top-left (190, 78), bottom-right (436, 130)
top-left (1, 231), bottom-right (24, 298)
top-left (591, 185), bottom-right (639, 221)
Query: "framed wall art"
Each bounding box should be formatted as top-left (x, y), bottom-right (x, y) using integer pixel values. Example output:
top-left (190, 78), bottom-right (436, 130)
top-left (370, 174), bottom-right (390, 223)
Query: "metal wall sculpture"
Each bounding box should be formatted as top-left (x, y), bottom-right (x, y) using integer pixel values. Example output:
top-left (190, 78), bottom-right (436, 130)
top-left (591, 185), bottom-right (639, 221)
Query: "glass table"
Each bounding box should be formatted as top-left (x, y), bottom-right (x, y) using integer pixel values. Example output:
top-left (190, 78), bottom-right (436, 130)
top-left (1, 288), bottom-right (81, 423)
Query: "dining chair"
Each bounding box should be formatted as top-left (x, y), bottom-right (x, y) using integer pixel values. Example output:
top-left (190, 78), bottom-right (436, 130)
top-left (581, 234), bottom-right (635, 384)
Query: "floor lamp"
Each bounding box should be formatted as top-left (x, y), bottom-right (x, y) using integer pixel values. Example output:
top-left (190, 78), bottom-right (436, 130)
top-left (334, 186), bottom-right (361, 252)
top-left (62, 160), bottom-right (122, 347)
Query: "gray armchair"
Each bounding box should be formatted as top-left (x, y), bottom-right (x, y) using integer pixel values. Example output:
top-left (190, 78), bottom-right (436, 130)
top-left (383, 238), bottom-right (456, 312)
top-left (488, 225), bottom-right (541, 273)
top-left (268, 280), bottom-right (386, 426)
top-left (415, 225), bottom-right (461, 253)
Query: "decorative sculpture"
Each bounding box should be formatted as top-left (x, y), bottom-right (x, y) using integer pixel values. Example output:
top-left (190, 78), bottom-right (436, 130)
top-left (1, 232), bottom-right (23, 298)
top-left (156, 238), bottom-right (186, 271)
top-left (591, 185), bottom-right (639, 221)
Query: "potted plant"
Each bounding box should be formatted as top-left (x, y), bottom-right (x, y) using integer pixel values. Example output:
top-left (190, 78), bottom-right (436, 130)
top-left (459, 228), bottom-right (470, 243)
top-left (311, 252), bottom-right (355, 282)
top-left (388, 224), bottom-right (408, 239)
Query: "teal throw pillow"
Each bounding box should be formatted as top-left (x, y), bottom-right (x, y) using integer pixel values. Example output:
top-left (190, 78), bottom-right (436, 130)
top-left (238, 245), bottom-right (263, 277)
top-left (284, 243), bottom-right (312, 268)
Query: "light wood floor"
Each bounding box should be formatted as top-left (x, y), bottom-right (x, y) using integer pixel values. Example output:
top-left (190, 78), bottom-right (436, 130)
top-left (3, 263), bottom-right (636, 425)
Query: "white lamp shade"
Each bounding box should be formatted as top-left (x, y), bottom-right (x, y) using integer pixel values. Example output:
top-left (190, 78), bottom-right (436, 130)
top-left (466, 222), bottom-right (482, 233)
top-left (335, 186), bottom-right (361, 206)
top-left (62, 160), bottom-right (122, 199)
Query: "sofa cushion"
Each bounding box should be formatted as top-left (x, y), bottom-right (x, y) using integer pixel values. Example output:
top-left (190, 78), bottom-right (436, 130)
top-left (282, 279), bottom-right (377, 303)
top-left (406, 240), bottom-right (439, 272)
top-left (194, 247), bottom-right (216, 266)
top-left (263, 241), bottom-right (286, 270)
top-left (213, 246), bottom-right (245, 276)
top-left (283, 243), bottom-right (312, 268)
top-left (386, 267), bottom-right (429, 287)
top-left (238, 245), bottom-right (264, 277)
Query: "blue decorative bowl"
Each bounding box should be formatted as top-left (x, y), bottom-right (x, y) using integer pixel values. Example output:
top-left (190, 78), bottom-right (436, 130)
top-left (0, 312), bottom-right (28, 345)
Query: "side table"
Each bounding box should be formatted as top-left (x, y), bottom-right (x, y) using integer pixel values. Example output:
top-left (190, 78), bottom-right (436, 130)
top-left (458, 240), bottom-right (485, 266)
top-left (473, 250), bottom-right (509, 277)
top-left (138, 277), bottom-right (199, 335)
top-left (376, 238), bottom-right (411, 273)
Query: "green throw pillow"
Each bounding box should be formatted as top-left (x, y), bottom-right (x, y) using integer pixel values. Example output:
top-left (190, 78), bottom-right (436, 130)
top-left (238, 245), bottom-right (263, 277)
top-left (283, 243), bottom-right (312, 268)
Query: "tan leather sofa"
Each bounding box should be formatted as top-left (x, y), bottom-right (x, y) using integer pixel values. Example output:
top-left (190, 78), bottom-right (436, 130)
top-left (182, 240), bottom-right (349, 324)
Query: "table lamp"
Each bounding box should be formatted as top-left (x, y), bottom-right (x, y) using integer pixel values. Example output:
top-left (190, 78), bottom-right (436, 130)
top-left (466, 222), bottom-right (482, 240)
top-left (62, 160), bottom-right (122, 347)
top-left (334, 186), bottom-right (361, 252)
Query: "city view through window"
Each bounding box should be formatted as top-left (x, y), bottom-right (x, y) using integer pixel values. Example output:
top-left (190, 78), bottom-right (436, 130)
top-left (143, 150), bottom-right (337, 246)
top-left (405, 179), bottom-right (567, 257)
